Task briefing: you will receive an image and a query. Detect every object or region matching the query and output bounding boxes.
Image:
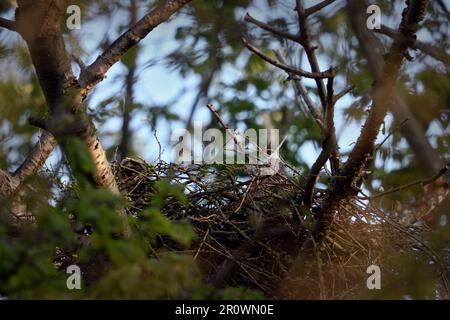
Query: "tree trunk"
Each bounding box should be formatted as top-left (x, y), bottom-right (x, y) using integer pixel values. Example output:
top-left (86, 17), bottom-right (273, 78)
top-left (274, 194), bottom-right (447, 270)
top-left (15, 0), bottom-right (120, 195)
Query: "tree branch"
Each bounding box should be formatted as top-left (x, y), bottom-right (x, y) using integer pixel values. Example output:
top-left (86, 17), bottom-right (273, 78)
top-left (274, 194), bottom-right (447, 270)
top-left (303, 77), bottom-right (338, 207)
top-left (286, 1), bottom-right (431, 282)
top-left (14, 131), bottom-right (56, 182)
top-left (1, 132), bottom-right (56, 223)
top-left (246, 1), bottom-right (342, 207)
top-left (334, 85), bottom-right (355, 102)
top-left (244, 13), bottom-right (300, 42)
top-left (294, 0), bottom-right (341, 173)
top-left (362, 163), bottom-right (450, 200)
top-left (275, 51), bottom-right (326, 132)
top-left (295, 0), bottom-right (328, 109)
top-left (80, 0), bottom-right (192, 89)
top-left (304, 0), bottom-right (337, 16)
top-left (376, 24), bottom-right (450, 66)
top-left (346, 0), bottom-right (443, 176)
top-left (242, 38), bottom-right (335, 79)
top-left (0, 17), bottom-right (17, 31)
top-left (322, 0), bottom-right (430, 243)
top-left (325, 77), bottom-right (339, 174)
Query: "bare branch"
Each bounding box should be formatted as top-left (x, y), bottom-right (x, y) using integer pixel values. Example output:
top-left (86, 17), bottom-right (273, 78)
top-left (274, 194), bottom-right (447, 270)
top-left (295, 81), bottom-right (327, 130)
top-left (325, 78), bottom-right (335, 132)
top-left (244, 13), bottom-right (300, 42)
top-left (243, 1), bottom-right (341, 176)
top-left (14, 131), bottom-right (56, 182)
top-left (0, 131), bottom-right (55, 197)
top-left (0, 17), bottom-right (17, 32)
top-left (72, 54), bottom-right (87, 72)
top-left (275, 51), bottom-right (326, 132)
top-left (303, 77), bottom-right (338, 206)
top-left (80, 0), bottom-right (192, 89)
top-left (334, 85), bottom-right (355, 102)
top-left (242, 38), bottom-right (335, 79)
top-left (325, 77), bottom-right (339, 174)
top-left (295, 0), bottom-right (328, 109)
top-left (363, 163), bottom-right (450, 200)
top-left (206, 103), bottom-right (231, 132)
top-left (376, 24), bottom-right (450, 66)
top-left (294, 1), bottom-right (342, 175)
top-left (303, 148), bottom-right (330, 208)
top-left (305, 0), bottom-right (337, 16)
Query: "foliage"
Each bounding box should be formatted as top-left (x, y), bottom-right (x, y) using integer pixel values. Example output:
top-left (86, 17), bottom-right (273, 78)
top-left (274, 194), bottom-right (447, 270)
top-left (0, 0), bottom-right (448, 300)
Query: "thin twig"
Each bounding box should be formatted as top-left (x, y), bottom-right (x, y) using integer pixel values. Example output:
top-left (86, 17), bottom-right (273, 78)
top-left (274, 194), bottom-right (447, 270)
top-left (362, 163), bottom-right (449, 200)
top-left (242, 38), bottom-right (335, 79)
top-left (275, 51), bottom-right (326, 132)
top-left (244, 13), bottom-right (300, 42)
top-left (334, 85), bottom-right (355, 102)
top-left (206, 103), bottom-right (230, 131)
top-left (294, 0), bottom-right (329, 109)
top-left (374, 118), bottom-right (409, 152)
top-left (305, 0), bottom-right (337, 16)
top-left (375, 24), bottom-right (450, 66)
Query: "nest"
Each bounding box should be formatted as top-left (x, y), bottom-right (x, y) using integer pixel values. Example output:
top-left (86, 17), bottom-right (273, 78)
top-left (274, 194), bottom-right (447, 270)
top-left (113, 157), bottom-right (439, 299)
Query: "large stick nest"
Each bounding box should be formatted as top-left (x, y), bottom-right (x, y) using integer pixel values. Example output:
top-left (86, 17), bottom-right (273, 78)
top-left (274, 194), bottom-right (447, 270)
top-left (113, 157), bottom-right (442, 299)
